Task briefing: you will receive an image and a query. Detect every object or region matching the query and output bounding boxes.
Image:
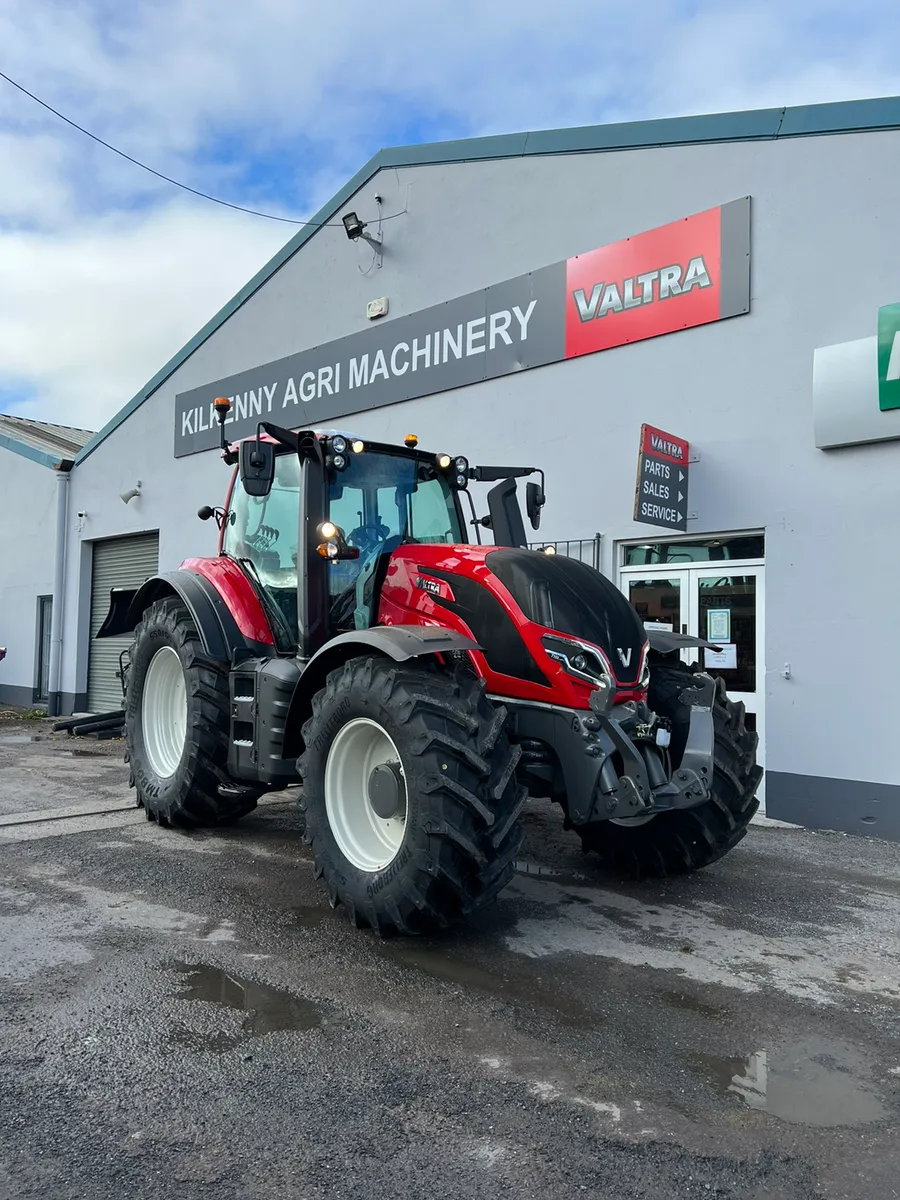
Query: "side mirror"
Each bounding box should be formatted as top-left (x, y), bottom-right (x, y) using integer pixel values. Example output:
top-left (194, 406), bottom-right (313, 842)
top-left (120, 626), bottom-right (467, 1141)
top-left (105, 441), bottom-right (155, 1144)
top-left (526, 481), bottom-right (545, 530)
top-left (239, 438), bottom-right (275, 497)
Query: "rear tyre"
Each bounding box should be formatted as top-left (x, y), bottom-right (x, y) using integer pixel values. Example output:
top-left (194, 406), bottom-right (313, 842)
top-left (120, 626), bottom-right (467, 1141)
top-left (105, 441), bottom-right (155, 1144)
top-left (576, 658), bottom-right (762, 877)
top-left (298, 655), bottom-right (526, 936)
top-left (125, 595), bottom-right (261, 827)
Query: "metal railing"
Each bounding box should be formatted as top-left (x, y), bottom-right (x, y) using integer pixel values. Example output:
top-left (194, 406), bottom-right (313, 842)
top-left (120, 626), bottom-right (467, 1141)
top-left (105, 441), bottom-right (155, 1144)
top-left (527, 535), bottom-right (603, 571)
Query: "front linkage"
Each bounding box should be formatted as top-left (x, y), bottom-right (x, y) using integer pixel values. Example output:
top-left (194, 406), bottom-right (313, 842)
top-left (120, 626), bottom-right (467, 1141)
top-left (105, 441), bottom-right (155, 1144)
top-left (506, 670), bottom-right (716, 827)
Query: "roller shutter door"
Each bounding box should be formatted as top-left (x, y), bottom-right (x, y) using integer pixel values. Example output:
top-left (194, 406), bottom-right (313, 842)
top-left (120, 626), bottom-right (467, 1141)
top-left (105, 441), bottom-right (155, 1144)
top-left (87, 533), bottom-right (159, 712)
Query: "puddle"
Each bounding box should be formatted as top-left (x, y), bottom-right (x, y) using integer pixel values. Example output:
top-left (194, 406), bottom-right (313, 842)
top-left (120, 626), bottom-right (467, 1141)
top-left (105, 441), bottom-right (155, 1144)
top-left (514, 861), bottom-right (591, 888)
top-left (696, 1036), bottom-right (887, 1127)
top-left (171, 962), bottom-right (323, 1051)
top-left (0, 735), bottom-right (35, 746)
top-left (388, 945), bottom-right (600, 1026)
top-left (660, 989), bottom-right (730, 1020)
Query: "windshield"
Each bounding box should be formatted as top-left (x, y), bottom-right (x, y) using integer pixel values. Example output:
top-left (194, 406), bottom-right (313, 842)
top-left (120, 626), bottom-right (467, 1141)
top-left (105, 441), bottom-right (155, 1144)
top-left (223, 452), bottom-right (300, 650)
top-left (328, 451), bottom-right (463, 551)
top-left (327, 450), bottom-right (464, 629)
top-left (223, 446), bottom-right (466, 647)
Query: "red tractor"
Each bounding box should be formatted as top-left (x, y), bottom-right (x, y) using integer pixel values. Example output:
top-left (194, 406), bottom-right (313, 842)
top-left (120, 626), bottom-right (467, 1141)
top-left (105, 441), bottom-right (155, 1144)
top-left (99, 403), bottom-right (761, 934)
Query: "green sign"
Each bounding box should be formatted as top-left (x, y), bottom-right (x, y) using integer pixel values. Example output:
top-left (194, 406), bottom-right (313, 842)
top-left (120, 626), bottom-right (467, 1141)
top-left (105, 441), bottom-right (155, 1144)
top-left (878, 303), bottom-right (900, 411)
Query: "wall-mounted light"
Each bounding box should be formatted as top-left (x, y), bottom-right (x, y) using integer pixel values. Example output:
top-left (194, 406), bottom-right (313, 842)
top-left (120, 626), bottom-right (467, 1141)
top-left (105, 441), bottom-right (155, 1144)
top-left (342, 209), bottom-right (383, 252)
top-left (342, 212), bottom-right (366, 240)
top-left (120, 481), bottom-right (142, 505)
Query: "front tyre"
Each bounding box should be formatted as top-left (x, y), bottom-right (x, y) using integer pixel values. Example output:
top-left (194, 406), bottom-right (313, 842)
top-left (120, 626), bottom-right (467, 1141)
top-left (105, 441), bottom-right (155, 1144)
top-left (126, 595), bottom-right (261, 827)
top-left (577, 659), bottom-right (762, 877)
top-left (298, 656), bottom-right (526, 936)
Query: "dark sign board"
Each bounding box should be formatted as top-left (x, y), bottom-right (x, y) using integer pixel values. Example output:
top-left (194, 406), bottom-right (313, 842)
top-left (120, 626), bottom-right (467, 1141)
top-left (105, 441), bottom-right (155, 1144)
top-left (174, 197), bottom-right (751, 457)
top-left (633, 423), bottom-right (690, 532)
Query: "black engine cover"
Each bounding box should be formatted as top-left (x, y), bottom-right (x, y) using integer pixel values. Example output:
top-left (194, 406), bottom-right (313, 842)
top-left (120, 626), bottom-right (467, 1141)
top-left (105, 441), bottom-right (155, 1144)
top-left (486, 549), bottom-right (648, 687)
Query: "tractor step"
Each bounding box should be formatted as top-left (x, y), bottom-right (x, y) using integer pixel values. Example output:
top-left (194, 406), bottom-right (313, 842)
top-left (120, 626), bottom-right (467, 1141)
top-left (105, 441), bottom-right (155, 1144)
top-left (217, 783), bottom-right (261, 801)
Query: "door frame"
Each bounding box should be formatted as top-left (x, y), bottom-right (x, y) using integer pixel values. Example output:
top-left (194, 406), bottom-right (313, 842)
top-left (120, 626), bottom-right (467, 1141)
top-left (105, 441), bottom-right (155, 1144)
top-left (618, 554), bottom-right (766, 809)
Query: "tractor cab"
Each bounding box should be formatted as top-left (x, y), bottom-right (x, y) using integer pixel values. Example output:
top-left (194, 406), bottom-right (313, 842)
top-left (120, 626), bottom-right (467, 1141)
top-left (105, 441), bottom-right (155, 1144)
top-left (217, 421), bottom-right (537, 658)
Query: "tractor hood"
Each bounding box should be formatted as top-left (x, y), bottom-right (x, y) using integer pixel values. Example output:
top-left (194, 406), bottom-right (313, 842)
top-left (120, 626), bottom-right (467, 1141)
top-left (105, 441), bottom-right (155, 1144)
top-left (379, 544), bottom-right (649, 698)
top-left (485, 548), bottom-right (648, 687)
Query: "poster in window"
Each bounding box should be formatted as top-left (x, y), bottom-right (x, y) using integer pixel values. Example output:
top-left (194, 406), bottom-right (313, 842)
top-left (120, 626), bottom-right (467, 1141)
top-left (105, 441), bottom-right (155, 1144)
top-left (707, 609), bottom-right (731, 642)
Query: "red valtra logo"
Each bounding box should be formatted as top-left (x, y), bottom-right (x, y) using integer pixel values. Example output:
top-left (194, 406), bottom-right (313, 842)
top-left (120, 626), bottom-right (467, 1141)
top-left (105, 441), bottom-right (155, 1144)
top-left (565, 205), bottom-right (723, 359)
top-left (640, 423), bottom-right (688, 464)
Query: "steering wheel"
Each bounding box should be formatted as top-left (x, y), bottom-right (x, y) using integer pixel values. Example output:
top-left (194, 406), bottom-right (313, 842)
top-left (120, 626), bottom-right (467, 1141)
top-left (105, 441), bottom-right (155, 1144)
top-left (348, 521), bottom-right (390, 557)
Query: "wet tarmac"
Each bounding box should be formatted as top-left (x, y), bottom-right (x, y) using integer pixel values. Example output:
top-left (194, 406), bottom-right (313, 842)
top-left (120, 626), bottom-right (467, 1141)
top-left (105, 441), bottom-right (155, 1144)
top-left (1, 720), bottom-right (900, 1198)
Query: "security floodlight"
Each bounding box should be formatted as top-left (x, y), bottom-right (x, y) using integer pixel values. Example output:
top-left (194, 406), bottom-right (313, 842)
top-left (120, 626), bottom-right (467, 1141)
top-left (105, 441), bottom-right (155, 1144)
top-left (342, 212), bottom-right (366, 240)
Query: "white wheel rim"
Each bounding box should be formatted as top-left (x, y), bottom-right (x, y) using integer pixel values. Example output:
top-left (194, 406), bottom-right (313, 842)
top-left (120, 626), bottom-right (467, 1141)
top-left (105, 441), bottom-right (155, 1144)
top-left (324, 717), bottom-right (407, 872)
top-left (141, 646), bottom-right (188, 778)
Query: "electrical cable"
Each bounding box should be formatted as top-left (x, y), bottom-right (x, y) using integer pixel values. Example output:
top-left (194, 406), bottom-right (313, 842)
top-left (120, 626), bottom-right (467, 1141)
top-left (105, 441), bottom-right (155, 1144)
top-left (0, 67), bottom-right (401, 228)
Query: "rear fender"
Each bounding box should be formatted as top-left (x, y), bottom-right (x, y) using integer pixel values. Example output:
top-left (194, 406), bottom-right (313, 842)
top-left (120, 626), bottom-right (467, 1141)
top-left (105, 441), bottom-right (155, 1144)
top-left (95, 569), bottom-right (274, 663)
top-left (282, 626), bottom-right (481, 761)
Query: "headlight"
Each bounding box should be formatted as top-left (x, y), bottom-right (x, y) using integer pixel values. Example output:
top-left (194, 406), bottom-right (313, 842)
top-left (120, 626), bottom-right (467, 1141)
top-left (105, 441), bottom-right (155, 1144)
top-left (541, 635), bottom-right (613, 687)
top-left (437, 453), bottom-right (452, 470)
top-left (455, 473), bottom-right (468, 488)
top-left (331, 435), bottom-right (347, 455)
top-left (351, 439), bottom-right (365, 454)
top-left (332, 453), bottom-right (347, 470)
top-left (454, 456), bottom-right (469, 474)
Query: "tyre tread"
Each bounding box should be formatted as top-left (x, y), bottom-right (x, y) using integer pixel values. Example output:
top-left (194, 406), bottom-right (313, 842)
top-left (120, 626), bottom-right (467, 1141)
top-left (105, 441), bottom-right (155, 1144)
top-left (126, 596), bottom-right (260, 828)
top-left (299, 656), bottom-right (522, 936)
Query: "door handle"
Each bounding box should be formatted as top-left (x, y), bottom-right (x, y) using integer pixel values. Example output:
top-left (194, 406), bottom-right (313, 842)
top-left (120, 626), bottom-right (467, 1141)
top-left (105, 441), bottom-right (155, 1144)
top-left (681, 623), bottom-right (687, 634)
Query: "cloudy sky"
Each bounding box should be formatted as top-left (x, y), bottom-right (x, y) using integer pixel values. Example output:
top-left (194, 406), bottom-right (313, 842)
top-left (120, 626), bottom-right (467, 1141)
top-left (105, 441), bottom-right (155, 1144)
top-left (1, 0), bottom-right (898, 433)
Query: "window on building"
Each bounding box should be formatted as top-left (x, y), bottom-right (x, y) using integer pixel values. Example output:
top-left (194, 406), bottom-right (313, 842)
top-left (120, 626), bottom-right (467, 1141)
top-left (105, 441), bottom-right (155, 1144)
top-left (623, 535), bottom-right (764, 566)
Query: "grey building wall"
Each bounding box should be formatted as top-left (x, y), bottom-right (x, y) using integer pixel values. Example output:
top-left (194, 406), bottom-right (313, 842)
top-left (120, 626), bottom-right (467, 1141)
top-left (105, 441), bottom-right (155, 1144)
top-left (0, 450), bottom-right (56, 706)
top-left (61, 126), bottom-right (900, 836)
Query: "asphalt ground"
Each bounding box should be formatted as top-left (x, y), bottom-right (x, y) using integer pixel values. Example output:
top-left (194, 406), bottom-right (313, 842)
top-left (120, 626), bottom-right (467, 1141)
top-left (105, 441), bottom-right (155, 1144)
top-left (1, 718), bottom-right (899, 1199)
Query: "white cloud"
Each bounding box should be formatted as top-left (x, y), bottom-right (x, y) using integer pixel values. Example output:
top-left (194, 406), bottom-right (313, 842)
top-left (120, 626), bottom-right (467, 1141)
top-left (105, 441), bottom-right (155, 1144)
top-left (0, 0), bottom-right (897, 429)
top-left (0, 203), bottom-right (287, 430)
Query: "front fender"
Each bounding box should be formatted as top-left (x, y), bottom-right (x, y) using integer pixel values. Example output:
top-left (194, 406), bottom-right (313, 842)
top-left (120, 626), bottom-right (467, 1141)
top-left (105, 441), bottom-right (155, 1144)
top-left (307, 626), bottom-right (481, 669)
top-left (281, 625), bottom-right (482, 761)
top-left (646, 629), bottom-right (717, 655)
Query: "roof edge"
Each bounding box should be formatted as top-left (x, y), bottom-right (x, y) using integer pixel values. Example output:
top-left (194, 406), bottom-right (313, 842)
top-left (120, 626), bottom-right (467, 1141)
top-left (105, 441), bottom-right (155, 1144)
top-left (74, 93), bottom-right (900, 465)
top-left (0, 432), bottom-right (65, 470)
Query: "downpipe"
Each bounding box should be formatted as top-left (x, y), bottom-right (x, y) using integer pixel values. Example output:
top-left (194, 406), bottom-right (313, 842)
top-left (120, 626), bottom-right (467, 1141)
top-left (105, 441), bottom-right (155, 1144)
top-left (46, 467), bottom-right (71, 718)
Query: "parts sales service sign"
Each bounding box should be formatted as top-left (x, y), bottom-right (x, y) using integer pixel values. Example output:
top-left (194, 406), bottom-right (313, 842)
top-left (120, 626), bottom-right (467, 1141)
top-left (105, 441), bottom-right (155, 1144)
top-left (174, 197), bottom-right (750, 457)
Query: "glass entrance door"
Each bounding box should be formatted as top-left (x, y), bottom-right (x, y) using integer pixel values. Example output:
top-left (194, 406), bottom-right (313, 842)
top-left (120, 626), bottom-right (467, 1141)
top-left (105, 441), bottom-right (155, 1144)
top-left (621, 564), bottom-right (765, 805)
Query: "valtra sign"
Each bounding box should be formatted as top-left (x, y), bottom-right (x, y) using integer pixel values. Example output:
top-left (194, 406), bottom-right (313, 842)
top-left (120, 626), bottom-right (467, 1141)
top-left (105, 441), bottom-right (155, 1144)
top-left (566, 205), bottom-right (728, 358)
top-left (174, 197), bottom-right (750, 457)
top-left (634, 423), bottom-right (691, 532)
